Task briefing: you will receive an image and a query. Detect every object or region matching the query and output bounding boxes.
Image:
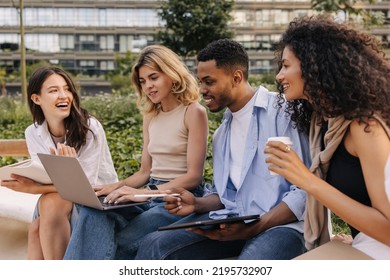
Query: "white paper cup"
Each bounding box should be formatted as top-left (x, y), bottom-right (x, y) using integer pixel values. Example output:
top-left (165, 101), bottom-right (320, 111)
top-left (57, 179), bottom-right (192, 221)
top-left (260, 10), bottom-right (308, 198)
top-left (266, 136), bottom-right (293, 175)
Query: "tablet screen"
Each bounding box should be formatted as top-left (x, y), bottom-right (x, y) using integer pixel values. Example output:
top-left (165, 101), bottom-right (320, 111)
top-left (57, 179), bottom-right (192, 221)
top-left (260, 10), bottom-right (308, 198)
top-left (158, 214), bottom-right (260, 231)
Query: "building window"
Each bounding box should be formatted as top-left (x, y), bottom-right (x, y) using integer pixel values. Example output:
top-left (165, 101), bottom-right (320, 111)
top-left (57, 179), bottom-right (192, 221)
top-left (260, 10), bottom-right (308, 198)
top-left (0, 34), bottom-right (19, 51)
top-left (59, 60), bottom-right (76, 71)
top-left (250, 60), bottom-right (272, 74)
top-left (99, 35), bottom-right (115, 51)
top-left (25, 34), bottom-right (60, 52)
top-left (60, 35), bottom-right (75, 51)
top-left (79, 35), bottom-right (96, 51)
top-left (119, 35), bottom-right (152, 52)
top-left (79, 60), bottom-right (96, 76)
top-left (0, 8), bottom-right (18, 26)
top-left (100, 60), bottom-right (115, 71)
top-left (106, 8), bottom-right (160, 27)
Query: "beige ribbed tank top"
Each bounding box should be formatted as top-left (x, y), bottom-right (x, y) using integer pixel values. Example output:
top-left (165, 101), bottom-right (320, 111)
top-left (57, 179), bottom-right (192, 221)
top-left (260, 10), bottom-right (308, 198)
top-left (148, 104), bottom-right (188, 181)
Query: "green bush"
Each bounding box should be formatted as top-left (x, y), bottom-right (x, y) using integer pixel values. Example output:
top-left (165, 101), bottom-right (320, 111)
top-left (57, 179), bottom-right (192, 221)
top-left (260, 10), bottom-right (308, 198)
top-left (248, 73), bottom-right (277, 92)
top-left (0, 97), bottom-right (32, 138)
top-left (0, 97), bottom-right (32, 166)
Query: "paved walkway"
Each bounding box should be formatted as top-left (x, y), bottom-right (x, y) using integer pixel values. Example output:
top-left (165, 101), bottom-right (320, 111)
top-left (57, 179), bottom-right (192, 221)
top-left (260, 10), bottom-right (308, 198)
top-left (0, 216), bottom-right (28, 260)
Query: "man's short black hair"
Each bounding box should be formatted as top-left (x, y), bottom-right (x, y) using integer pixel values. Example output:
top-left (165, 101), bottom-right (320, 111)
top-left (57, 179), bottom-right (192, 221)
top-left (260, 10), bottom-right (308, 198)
top-left (197, 39), bottom-right (249, 80)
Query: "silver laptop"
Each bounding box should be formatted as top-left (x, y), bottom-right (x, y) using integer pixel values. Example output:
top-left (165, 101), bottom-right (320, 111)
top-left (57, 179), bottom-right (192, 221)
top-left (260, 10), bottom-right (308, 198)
top-left (37, 153), bottom-right (148, 210)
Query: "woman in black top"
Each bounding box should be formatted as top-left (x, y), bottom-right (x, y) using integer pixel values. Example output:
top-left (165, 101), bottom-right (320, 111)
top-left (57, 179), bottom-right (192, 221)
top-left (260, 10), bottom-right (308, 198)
top-left (265, 15), bottom-right (390, 259)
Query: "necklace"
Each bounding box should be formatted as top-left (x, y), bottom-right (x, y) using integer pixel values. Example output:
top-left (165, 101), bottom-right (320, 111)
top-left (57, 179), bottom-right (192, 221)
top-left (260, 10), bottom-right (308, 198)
top-left (50, 134), bottom-right (66, 146)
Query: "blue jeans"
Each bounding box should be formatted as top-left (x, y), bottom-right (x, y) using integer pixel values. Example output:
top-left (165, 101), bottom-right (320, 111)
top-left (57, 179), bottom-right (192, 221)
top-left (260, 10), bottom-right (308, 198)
top-left (63, 203), bottom-right (145, 259)
top-left (135, 213), bottom-right (306, 260)
top-left (64, 179), bottom-right (204, 260)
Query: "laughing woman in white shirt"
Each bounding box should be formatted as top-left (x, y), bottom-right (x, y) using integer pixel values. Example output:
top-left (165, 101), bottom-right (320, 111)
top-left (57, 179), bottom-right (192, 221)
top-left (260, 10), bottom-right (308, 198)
top-left (1, 66), bottom-right (118, 259)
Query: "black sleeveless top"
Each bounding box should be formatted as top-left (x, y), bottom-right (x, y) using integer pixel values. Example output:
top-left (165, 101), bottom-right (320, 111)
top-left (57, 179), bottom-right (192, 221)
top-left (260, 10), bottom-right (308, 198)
top-left (326, 141), bottom-right (371, 238)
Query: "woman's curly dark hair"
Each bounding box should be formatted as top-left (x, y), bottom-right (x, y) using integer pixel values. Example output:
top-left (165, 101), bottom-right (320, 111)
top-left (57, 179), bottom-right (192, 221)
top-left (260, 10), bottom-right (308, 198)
top-left (275, 15), bottom-right (390, 131)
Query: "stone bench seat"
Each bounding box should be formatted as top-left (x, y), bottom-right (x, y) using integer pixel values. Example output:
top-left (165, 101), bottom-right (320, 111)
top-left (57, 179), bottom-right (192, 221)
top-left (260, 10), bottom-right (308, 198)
top-left (0, 139), bottom-right (39, 223)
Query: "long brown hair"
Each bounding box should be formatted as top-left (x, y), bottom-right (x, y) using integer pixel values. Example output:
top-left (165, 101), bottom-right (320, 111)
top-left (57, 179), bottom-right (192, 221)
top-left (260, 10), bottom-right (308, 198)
top-left (27, 66), bottom-right (93, 151)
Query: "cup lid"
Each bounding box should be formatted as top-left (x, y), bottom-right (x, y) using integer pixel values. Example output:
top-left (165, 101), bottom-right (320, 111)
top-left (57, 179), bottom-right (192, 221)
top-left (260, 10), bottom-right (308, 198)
top-left (267, 136), bottom-right (293, 145)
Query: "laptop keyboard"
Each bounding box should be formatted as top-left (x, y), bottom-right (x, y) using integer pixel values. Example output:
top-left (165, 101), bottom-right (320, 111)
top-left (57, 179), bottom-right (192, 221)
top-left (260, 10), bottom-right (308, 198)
top-left (98, 196), bottom-right (117, 206)
top-left (98, 196), bottom-right (134, 206)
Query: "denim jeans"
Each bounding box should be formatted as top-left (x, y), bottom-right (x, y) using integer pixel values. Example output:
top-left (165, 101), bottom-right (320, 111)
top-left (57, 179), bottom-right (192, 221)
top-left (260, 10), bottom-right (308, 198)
top-left (63, 202), bottom-right (145, 259)
top-left (135, 212), bottom-right (307, 260)
top-left (64, 179), bottom-right (204, 260)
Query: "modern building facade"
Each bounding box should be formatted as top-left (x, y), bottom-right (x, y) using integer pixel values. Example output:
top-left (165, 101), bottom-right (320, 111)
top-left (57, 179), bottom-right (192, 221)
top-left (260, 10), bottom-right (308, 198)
top-left (0, 0), bottom-right (389, 94)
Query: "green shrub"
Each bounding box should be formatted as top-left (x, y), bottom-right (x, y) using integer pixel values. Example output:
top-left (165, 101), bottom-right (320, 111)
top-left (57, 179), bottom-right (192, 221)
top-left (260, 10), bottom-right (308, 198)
top-left (81, 94), bottom-right (144, 179)
top-left (248, 73), bottom-right (277, 92)
top-left (0, 96), bottom-right (31, 166)
top-left (0, 96), bottom-right (32, 139)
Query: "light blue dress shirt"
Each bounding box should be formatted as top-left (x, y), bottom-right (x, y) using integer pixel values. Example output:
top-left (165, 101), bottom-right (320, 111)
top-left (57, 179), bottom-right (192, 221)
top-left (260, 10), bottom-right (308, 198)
top-left (207, 86), bottom-right (311, 233)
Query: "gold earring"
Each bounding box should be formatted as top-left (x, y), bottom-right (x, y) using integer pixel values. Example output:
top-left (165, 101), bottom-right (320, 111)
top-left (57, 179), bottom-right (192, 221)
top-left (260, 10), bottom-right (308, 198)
top-left (171, 82), bottom-right (178, 93)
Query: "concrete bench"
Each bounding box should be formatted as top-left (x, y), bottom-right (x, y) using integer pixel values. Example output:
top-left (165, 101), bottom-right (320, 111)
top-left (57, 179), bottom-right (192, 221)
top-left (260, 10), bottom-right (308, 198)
top-left (0, 139), bottom-right (40, 223)
top-left (293, 239), bottom-right (373, 260)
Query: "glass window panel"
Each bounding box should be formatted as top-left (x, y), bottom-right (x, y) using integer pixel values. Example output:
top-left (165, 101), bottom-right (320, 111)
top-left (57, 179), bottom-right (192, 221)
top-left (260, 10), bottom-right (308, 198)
top-left (99, 35), bottom-right (115, 51)
top-left (0, 34), bottom-right (19, 52)
top-left (37, 8), bottom-right (55, 26)
top-left (25, 34), bottom-right (59, 52)
top-left (119, 35), bottom-right (133, 52)
top-left (99, 61), bottom-right (114, 70)
top-left (58, 8), bottom-right (76, 26)
top-left (0, 8), bottom-right (18, 26)
top-left (78, 8), bottom-right (99, 26)
top-left (60, 35), bottom-right (75, 51)
top-left (0, 34), bottom-right (19, 44)
top-left (4, 7), bottom-right (161, 27)
top-left (80, 60), bottom-right (95, 67)
top-left (99, 9), bottom-right (107, 27)
top-left (107, 61), bottom-right (114, 70)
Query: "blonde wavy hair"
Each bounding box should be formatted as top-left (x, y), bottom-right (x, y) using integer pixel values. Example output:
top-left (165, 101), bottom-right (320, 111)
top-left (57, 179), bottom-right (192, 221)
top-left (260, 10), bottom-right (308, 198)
top-left (132, 45), bottom-right (200, 115)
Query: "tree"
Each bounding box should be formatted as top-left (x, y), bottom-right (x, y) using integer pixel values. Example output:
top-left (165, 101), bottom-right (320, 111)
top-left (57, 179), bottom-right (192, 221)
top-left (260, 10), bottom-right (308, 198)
top-left (0, 69), bottom-right (7, 96)
top-left (11, 0), bottom-right (27, 103)
top-left (312, 0), bottom-right (384, 25)
top-left (19, 0), bottom-right (27, 104)
top-left (105, 51), bottom-right (136, 95)
top-left (158, 0), bottom-right (234, 57)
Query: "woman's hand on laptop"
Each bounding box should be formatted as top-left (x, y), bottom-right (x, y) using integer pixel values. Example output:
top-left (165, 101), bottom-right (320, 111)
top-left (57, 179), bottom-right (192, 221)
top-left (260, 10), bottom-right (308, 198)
top-left (103, 186), bottom-right (163, 203)
top-left (94, 181), bottom-right (124, 197)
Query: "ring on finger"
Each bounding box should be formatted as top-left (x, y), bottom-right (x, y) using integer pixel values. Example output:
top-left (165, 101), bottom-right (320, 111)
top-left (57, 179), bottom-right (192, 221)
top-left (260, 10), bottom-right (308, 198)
top-left (285, 145), bottom-right (291, 152)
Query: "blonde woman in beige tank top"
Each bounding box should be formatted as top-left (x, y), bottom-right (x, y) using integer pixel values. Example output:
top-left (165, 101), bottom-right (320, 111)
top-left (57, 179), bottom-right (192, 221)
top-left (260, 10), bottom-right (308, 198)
top-left (64, 45), bottom-right (209, 260)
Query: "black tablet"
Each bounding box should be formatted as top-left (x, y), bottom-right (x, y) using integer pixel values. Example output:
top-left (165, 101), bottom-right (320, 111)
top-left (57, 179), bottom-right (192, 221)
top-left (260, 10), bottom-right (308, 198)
top-left (158, 214), bottom-right (260, 231)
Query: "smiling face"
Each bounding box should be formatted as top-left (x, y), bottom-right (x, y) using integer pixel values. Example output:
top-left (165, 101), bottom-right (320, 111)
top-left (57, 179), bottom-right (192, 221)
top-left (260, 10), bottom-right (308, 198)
top-left (30, 73), bottom-right (74, 124)
top-left (276, 46), bottom-right (307, 101)
top-left (138, 65), bottom-right (177, 109)
top-left (197, 60), bottom-right (235, 113)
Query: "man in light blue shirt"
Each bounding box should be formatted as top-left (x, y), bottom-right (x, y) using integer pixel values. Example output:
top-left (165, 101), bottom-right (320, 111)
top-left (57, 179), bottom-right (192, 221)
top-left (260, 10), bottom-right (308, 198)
top-left (135, 39), bottom-right (311, 260)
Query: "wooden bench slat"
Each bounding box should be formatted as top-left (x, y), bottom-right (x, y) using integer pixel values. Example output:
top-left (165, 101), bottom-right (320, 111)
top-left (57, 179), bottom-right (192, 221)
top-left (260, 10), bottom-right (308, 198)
top-left (0, 139), bottom-right (29, 157)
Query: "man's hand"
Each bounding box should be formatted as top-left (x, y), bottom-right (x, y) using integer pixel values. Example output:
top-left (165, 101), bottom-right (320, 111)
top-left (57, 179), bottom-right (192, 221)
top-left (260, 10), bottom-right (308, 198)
top-left (189, 220), bottom-right (259, 241)
top-left (164, 187), bottom-right (196, 216)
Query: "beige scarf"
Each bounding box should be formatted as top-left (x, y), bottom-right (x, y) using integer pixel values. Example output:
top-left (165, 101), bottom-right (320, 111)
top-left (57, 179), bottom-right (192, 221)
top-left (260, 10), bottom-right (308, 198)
top-left (304, 114), bottom-right (390, 250)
